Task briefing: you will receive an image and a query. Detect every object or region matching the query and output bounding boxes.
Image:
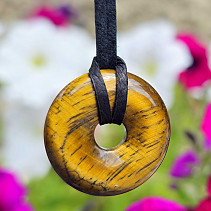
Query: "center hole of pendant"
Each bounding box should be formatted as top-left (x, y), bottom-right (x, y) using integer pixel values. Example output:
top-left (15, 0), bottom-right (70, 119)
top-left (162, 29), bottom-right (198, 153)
top-left (94, 123), bottom-right (127, 150)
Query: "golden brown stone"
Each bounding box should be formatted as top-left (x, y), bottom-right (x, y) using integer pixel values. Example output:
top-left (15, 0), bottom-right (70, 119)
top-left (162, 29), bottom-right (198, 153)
top-left (44, 70), bottom-right (170, 196)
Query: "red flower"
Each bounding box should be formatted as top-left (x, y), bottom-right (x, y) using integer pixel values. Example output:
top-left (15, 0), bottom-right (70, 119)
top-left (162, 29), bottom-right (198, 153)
top-left (177, 34), bottom-right (211, 89)
top-left (208, 175), bottom-right (211, 195)
top-left (30, 5), bottom-right (77, 27)
top-left (195, 198), bottom-right (211, 211)
top-left (125, 197), bottom-right (188, 211)
top-left (201, 103), bottom-right (211, 150)
top-left (195, 175), bottom-right (211, 211)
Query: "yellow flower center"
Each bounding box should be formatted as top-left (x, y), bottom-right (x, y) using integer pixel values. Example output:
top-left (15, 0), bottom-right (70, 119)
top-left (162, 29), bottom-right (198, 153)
top-left (32, 55), bottom-right (46, 68)
top-left (144, 62), bottom-right (157, 76)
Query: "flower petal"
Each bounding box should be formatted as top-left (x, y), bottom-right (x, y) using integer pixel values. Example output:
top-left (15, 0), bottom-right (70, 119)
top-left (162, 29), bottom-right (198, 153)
top-left (195, 198), bottom-right (211, 211)
top-left (170, 150), bottom-right (200, 178)
top-left (0, 169), bottom-right (27, 209)
top-left (10, 202), bottom-right (34, 211)
top-left (1, 104), bottom-right (50, 181)
top-left (125, 197), bottom-right (188, 211)
top-left (0, 19), bottom-right (94, 108)
top-left (204, 138), bottom-right (211, 151)
top-left (201, 103), bottom-right (211, 140)
top-left (118, 20), bottom-right (191, 109)
top-left (30, 5), bottom-right (76, 27)
top-left (177, 34), bottom-right (211, 90)
top-left (178, 62), bottom-right (211, 89)
top-left (208, 175), bottom-right (211, 196)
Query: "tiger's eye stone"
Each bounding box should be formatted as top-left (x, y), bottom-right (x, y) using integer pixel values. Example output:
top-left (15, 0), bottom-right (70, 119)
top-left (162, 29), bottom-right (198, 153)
top-left (44, 70), bottom-right (170, 196)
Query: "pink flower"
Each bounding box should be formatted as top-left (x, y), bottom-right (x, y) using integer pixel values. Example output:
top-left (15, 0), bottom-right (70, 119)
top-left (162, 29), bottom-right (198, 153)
top-left (177, 34), bottom-right (211, 89)
top-left (208, 175), bottom-right (211, 196)
top-left (195, 175), bottom-right (211, 211)
top-left (170, 150), bottom-right (200, 178)
top-left (204, 138), bottom-right (211, 150)
top-left (125, 197), bottom-right (188, 211)
top-left (195, 198), bottom-right (211, 211)
top-left (0, 168), bottom-right (33, 211)
top-left (201, 103), bottom-right (211, 143)
top-left (30, 5), bottom-right (77, 27)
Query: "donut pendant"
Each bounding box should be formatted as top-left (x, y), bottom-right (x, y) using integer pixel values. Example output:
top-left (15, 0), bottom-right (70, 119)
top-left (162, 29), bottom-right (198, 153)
top-left (44, 70), bottom-right (170, 196)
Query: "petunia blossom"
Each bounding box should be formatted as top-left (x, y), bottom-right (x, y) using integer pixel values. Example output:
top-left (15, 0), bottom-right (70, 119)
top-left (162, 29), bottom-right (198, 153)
top-left (30, 5), bottom-right (77, 27)
top-left (195, 175), bottom-right (211, 211)
top-left (0, 168), bottom-right (33, 211)
top-left (0, 18), bottom-right (94, 108)
top-left (0, 103), bottom-right (50, 182)
top-left (125, 196), bottom-right (188, 211)
top-left (204, 138), bottom-right (211, 150)
top-left (208, 175), bottom-right (211, 196)
top-left (201, 103), bottom-right (211, 143)
top-left (195, 199), bottom-right (211, 211)
top-left (170, 150), bottom-right (200, 178)
top-left (118, 20), bottom-right (192, 108)
top-left (177, 34), bottom-right (211, 92)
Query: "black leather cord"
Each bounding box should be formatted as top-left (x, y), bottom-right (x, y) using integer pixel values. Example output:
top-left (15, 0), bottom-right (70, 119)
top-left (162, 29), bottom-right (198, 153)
top-left (89, 57), bottom-right (113, 125)
top-left (94, 0), bottom-right (117, 69)
top-left (89, 0), bottom-right (128, 126)
top-left (89, 57), bottom-right (128, 125)
top-left (112, 57), bottom-right (128, 125)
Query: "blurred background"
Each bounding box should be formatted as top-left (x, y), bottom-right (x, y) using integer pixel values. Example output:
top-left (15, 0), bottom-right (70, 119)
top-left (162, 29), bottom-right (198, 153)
top-left (0, 0), bottom-right (211, 211)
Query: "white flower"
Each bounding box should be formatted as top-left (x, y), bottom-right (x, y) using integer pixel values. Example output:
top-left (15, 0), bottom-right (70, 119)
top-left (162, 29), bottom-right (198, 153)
top-left (0, 18), bottom-right (95, 108)
top-left (118, 20), bottom-right (192, 108)
top-left (0, 103), bottom-right (50, 182)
